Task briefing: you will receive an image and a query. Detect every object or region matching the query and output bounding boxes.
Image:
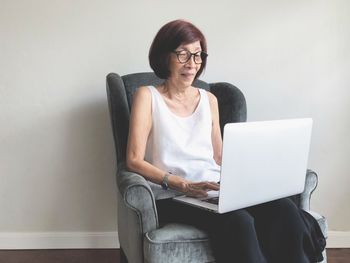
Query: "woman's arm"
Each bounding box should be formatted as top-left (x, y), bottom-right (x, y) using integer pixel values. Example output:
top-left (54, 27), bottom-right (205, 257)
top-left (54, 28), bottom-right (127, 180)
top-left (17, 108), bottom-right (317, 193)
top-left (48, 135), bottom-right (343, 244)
top-left (126, 86), bottom-right (163, 183)
top-left (207, 92), bottom-right (223, 166)
top-left (126, 86), bottom-right (219, 196)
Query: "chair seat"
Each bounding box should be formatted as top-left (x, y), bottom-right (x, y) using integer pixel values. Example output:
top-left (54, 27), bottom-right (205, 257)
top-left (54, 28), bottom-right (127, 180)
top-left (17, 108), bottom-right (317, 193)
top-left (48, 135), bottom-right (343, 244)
top-left (144, 223), bottom-right (214, 263)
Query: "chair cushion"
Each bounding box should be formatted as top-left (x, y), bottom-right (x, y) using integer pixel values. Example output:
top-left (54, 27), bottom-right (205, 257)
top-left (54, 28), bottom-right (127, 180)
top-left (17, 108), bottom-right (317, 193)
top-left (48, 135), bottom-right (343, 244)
top-left (144, 223), bottom-right (214, 263)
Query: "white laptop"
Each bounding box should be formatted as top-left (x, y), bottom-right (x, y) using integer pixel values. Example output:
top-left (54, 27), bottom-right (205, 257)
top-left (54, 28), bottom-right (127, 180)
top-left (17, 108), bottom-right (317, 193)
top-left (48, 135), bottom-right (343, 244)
top-left (173, 118), bottom-right (313, 214)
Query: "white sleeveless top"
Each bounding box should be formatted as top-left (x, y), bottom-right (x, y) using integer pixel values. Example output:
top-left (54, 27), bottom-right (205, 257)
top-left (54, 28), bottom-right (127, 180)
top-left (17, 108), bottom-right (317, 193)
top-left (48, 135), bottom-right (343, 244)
top-left (145, 86), bottom-right (220, 184)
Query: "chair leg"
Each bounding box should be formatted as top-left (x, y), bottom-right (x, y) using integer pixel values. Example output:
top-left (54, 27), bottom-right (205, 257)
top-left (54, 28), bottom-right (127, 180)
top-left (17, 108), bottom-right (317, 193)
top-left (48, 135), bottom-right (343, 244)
top-left (120, 247), bottom-right (128, 263)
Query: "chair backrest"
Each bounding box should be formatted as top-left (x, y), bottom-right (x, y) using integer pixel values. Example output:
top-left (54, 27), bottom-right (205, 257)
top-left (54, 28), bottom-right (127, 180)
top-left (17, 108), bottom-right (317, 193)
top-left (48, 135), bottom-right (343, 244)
top-left (106, 72), bottom-right (247, 166)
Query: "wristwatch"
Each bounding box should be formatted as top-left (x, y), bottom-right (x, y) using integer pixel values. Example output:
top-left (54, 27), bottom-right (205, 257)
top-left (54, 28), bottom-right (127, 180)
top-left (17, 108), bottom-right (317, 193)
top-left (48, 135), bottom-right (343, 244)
top-left (161, 173), bottom-right (170, 190)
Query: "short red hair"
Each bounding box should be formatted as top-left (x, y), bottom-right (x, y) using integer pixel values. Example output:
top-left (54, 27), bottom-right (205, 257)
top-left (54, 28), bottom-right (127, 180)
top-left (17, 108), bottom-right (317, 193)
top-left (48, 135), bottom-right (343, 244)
top-left (149, 19), bottom-right (208, 80)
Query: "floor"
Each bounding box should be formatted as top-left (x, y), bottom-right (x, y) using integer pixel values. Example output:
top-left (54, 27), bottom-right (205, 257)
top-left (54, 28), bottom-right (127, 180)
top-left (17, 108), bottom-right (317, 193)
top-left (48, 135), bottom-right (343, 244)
top-left (0, 248), bottom-right (348, 263)
top-left (327, 249), bottom-right (350, 263)
top-left (0, 249), bottom-right (119, 263)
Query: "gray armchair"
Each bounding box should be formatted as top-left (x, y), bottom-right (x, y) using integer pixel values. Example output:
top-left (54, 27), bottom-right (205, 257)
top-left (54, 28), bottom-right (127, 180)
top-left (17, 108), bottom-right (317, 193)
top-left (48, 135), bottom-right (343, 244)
top-left (106, 72), bottom-right (328, 263)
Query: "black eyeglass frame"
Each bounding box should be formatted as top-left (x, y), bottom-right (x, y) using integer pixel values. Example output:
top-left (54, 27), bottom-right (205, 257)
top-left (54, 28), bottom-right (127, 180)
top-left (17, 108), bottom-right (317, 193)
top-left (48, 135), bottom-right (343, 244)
top-left (172, 50), bottom-right (208, 64)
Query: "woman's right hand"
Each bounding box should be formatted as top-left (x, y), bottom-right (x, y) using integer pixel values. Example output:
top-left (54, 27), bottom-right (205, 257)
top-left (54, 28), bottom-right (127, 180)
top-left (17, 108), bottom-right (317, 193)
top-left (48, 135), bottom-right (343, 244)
top-left (168, 175), bottom-right (220, 198)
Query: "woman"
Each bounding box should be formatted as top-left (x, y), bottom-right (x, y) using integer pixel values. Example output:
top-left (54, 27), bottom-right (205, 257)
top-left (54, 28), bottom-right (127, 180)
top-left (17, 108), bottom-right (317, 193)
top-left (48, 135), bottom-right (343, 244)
top-left (126, 19), bottom-right (325, 263)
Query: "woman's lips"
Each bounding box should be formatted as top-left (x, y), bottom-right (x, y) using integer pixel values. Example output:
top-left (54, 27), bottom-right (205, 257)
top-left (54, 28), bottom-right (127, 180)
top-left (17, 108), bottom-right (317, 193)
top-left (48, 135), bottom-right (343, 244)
top-left (181, 73), bottom-right (195, 78)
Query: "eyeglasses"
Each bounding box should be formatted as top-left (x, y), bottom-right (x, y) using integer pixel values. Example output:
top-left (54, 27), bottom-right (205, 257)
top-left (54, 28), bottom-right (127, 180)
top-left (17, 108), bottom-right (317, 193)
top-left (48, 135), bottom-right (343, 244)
top-left (172, 50), bottom-right (208, 64)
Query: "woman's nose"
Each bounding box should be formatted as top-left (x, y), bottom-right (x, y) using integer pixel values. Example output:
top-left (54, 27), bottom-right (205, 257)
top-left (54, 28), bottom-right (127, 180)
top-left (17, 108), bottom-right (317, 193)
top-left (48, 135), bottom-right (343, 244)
top-left (185, 55), bottom-right (196, 67)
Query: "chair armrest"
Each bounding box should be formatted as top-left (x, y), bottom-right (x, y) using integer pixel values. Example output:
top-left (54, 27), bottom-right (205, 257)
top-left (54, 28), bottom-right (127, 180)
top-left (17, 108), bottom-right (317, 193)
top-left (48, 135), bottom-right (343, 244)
top-left (118, 168), bottom-right (159, 234)
top-left (300, 169), bottom-right (318, 211)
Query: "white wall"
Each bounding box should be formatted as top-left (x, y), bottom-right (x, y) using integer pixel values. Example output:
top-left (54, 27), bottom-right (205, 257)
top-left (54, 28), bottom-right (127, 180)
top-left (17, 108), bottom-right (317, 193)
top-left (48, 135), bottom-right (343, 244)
top-left (0, 0), bottom-right (349, 247)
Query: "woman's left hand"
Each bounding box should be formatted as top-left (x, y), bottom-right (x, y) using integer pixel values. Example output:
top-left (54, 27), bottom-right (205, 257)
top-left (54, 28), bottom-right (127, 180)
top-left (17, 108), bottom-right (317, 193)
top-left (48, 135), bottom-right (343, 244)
top-left (185, 181), bottom-right (220, 198)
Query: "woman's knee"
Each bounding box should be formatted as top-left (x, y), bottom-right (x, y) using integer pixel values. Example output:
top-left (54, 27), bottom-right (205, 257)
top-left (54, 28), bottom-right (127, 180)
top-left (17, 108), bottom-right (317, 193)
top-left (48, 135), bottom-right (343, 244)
top-left (265, 198), bottom-right (298, 218)
top-left (221, 209), bottom-right (255, 232)
top-left (270, 199), bottom-right (305, 234)
top-left (273, 198), bottom-right (297, 209)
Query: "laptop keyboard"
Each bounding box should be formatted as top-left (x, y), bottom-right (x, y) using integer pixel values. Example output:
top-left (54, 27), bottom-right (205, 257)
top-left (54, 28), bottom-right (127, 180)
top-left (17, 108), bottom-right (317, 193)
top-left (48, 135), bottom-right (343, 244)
top-left (202, 196), bottom-right (219, 205)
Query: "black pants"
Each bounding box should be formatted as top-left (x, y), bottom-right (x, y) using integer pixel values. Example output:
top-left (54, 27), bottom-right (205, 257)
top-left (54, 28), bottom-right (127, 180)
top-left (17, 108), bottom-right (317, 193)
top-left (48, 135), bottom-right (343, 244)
top-left (156, 198), bottom-right (325, 263)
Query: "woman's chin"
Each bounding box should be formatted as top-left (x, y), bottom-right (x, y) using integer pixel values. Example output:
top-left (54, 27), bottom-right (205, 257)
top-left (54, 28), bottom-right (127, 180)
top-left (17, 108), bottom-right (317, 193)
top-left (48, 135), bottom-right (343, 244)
top-left (170, 74), bottom-right (196, 86)
top-left (180, 74), bottom-right (195, 85)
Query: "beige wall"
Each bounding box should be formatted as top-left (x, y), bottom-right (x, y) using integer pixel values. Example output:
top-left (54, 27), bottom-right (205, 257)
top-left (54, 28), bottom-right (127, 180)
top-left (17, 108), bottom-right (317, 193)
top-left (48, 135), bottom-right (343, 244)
top-left (0, 0), bottom-right (349, 244)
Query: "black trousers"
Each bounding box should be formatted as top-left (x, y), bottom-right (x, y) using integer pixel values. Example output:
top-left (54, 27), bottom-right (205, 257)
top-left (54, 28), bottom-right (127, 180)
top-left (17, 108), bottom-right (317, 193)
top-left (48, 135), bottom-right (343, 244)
top-left (156, 198), bottom-right (325, 263)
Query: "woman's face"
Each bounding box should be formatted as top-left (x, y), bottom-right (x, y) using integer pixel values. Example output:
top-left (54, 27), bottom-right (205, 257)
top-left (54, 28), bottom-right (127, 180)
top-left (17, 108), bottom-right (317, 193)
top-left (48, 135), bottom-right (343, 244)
top-left (168, 41), bottom-right (202, 87)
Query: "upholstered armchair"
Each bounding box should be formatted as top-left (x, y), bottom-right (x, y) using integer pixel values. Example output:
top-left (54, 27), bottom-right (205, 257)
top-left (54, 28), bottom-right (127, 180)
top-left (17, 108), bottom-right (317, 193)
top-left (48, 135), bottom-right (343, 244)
top-left (106, 72), bottom-right (328, 263)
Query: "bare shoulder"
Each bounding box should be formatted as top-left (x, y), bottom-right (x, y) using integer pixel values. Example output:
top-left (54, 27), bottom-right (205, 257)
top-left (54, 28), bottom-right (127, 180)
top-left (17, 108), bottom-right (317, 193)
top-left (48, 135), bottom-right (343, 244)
top-left (132, 86), bottom-right (152, 104)
top-left (205, 90), bottom-right (218, 106)
top-left (135, 85), bottom-right (152, 98)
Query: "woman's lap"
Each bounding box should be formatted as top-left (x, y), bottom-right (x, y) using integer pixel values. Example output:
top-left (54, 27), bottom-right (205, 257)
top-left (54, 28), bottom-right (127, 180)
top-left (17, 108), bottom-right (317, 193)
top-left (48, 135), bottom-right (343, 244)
top-left (156, 197), bottom-right (299, 230)
top-left (156, 197), bottom-right (324, 263)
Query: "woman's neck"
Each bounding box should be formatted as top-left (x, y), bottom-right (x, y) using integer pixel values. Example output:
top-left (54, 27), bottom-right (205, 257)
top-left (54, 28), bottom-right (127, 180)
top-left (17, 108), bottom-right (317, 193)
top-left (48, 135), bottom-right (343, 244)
top-left (163, 80), bottom-right (194, 101)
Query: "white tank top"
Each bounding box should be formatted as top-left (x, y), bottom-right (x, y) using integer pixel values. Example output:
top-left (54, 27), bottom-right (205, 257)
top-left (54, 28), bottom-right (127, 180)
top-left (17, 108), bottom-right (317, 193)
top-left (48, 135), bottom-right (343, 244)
top-left (145, 86), bottom-right (220, 184)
